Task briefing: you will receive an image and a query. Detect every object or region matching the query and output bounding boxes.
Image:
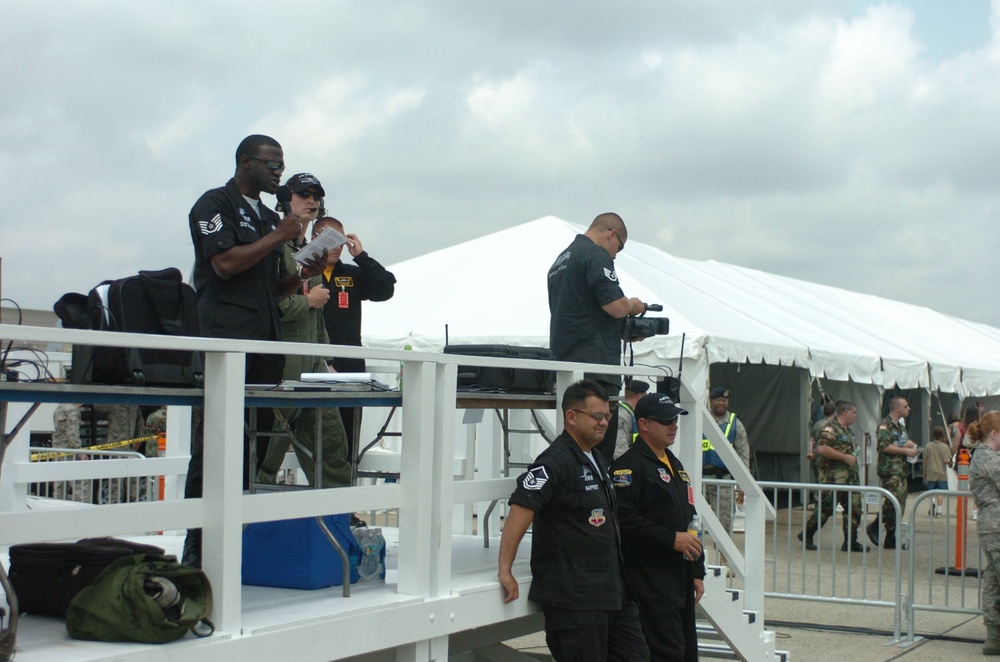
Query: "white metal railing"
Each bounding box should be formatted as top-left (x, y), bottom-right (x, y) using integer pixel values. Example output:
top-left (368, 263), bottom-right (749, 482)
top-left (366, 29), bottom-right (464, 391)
top-left (0, 323), bottom-right (770, 660)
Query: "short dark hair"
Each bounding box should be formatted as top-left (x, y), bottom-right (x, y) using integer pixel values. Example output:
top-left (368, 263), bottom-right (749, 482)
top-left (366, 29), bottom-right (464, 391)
top-left (561, 379), bottom-right (609, 414)
top-left (836, 400), bottom-right (856, 416)
top-left (822, 402), bottom-right (836, 417)
top-left (931, 426), bottom-right (946, 441)
top-left (235, 134), bottom-right (280, 166)
top-left (888, 396), bottom-right (907, 411)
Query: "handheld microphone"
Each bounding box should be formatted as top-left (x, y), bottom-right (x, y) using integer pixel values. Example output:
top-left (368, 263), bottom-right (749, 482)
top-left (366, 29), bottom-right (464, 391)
top-left (645, 303), bottom-right (663, 312)
top-left (276, 186), bottom-right (293, 215)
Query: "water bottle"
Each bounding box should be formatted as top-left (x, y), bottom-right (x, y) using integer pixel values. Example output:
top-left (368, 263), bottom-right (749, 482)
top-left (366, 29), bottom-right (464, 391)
top-left (687, 514), bottom-right (702, 561)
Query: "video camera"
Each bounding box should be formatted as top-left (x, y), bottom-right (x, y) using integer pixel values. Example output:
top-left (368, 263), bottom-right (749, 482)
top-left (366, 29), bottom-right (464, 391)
top-left (623, 303), bottom-right (670, 342)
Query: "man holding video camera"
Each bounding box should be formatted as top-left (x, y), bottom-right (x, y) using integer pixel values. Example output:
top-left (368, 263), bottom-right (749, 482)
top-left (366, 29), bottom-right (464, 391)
top-left (547, 212), bottom-right (647, 462)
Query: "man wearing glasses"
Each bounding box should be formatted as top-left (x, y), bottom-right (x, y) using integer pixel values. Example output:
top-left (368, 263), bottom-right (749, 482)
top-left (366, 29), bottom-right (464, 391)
top-left (183, 135), bottom-right (325, 566)
top-left (547, 213), bottom-right (646, 463)
top-left (498, 380), bottom-right (649, 662)
top-left (612, 392), bottom-right (703, 662)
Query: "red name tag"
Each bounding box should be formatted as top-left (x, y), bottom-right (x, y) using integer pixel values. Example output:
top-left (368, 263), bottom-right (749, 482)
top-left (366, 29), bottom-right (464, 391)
top-left (688, 485), bottom-right (695, 506)
top-left (338, 291), bottom-right (349, 308)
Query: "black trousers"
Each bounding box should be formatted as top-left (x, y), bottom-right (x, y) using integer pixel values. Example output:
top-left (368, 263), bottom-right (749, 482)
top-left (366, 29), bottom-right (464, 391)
top-left (542, 597), bottom-right (649, 662)
top-left (635, 586), bottom-right (699, 662)
top-left (332, 355), bottom-right (366, 461)
top-left (184, 352), bottom-right (284, 496)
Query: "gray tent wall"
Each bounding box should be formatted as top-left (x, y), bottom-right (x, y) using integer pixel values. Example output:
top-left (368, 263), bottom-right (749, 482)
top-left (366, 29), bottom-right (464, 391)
top-left (707, 362), bottom-right (884, 485)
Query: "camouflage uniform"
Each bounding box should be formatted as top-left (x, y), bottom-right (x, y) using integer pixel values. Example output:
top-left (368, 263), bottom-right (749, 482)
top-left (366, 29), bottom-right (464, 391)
top-left (875, 415), bottom-right (910, 535)
top-left (970, 447), bottom-right (1000, 626)
top-left (805, 418), bottom-right (864, 542)
top-left (95, 405), bottom-right (148, 504)
top-left (52, 403), bottom-right (90, 503)
top-left (703, 412), bottom-right (750, 536)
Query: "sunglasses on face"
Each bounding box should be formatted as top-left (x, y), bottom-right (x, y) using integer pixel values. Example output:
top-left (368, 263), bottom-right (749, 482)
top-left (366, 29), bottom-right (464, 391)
top-left (572, 409), bottom-right (612, 422)
top-left (246, 155), bottom-right (285, 171)
top-left (295, 189), bottom-right (321, 200)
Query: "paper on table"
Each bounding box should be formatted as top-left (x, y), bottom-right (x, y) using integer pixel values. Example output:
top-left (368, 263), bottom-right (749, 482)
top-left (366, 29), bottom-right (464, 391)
top-left (301, 372), bottom-right (379, 383)
top-left (291, 227), bottom-right (349, 265)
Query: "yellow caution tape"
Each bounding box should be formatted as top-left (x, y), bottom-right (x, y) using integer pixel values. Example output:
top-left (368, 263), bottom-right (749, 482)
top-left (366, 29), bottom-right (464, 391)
top-left (30, 435), bottom-right (158, 462)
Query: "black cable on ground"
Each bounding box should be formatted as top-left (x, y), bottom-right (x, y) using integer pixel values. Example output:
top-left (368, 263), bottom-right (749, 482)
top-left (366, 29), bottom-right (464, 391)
top-left (765, 619), bottom-right (984, 645)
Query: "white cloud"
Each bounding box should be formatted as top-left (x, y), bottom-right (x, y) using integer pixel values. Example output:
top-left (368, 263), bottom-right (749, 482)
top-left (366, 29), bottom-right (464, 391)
top-left (2, 0), bottom-right (999, 331)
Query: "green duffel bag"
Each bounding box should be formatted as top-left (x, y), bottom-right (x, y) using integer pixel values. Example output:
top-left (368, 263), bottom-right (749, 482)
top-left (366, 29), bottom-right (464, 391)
top-left (66, 553), bottom-right (213, 644)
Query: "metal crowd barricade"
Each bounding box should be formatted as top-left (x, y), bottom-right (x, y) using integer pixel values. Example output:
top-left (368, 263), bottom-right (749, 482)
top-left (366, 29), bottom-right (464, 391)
top-left (901, 488), bottom-right (983, 646)
top-left (28, 446), bottom-right (156, 505)
top-left (705, 479), bottom-right (906, 643)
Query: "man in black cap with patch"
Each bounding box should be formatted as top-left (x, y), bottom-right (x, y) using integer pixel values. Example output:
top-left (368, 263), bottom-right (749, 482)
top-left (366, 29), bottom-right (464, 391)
top-left (497, 379), bottom-right (648, 662)
top-left (612, 392), bottom-right (704, 661)
top-left (702, 386), bottom-right (750, 536)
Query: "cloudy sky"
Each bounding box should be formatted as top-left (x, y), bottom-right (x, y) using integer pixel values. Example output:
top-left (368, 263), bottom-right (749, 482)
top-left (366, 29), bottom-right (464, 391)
top-left (2, 0), bottom-right (999, 327)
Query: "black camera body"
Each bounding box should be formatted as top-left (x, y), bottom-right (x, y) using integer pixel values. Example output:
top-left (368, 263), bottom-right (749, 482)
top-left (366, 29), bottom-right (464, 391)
top-left (623, 304), bottom-right (669, 341)
top-left (623, 315), bottom-right (670, 341)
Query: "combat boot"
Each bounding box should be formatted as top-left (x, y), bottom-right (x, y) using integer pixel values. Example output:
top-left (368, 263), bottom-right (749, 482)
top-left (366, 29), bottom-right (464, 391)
top-left (841, 530), bottom-right (869, 552)
top-left (797, 526), bottom-right (818, 551)
top-left (984, 624), bottom-right (1000, 655)
top-left (182, 528), bottom-right (202, 569)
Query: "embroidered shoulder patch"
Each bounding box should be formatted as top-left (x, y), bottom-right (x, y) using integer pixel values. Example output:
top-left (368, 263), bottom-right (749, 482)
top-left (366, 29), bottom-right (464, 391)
top-left (612, 473), bottom-right (633, 488)
top-left (199, 213), bottom-right (223, 235)
top-left (521, 466), bottom-right (550, 491)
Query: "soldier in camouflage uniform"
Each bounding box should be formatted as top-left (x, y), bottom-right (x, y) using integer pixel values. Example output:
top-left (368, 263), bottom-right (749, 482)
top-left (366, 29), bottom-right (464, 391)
top-left (798, 401), bottom-right (868, 552)
top-left (52, 403), bottom-right (90, 503)
top-left (968, 412), bottom-right (1000, 655)
top-left (96, 405), bottom-right (148, 504)
top-left (866, 396), bottom-right (918, 549)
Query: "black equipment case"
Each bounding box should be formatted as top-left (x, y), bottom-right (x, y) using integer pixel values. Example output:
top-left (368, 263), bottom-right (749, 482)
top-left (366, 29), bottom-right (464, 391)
top-left (443, 344), bottom-right (556, 393)
top-left (55, 268), bottom-right (204, 387)
top-left (8, 537), bottom-right (165, 617)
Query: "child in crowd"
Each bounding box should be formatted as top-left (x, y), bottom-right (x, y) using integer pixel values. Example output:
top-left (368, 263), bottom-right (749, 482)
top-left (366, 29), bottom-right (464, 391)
top-left (924, 426), bottom-right (952, 517)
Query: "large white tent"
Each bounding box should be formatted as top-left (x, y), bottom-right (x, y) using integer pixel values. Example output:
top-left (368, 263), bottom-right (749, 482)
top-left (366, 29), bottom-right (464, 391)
top-left (360, 216), bottom-right (1000, 481)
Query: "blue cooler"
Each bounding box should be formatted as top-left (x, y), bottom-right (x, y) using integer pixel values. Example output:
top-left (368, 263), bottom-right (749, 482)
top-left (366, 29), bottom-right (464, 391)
top-left (242, 514), bottom-right (360, 589)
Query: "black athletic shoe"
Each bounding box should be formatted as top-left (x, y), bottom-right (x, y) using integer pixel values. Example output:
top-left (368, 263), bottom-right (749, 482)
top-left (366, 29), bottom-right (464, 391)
top-left (866, 521), bottom-right (880, 548)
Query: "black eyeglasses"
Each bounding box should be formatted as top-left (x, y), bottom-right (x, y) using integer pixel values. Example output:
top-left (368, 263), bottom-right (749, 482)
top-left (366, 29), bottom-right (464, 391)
top-left (245, 155), bottom-right (285, 171)
top-left (295, 189), bottom-right (321, 200)
top-left (613, 231), bottom-right (624, 252)
top-left (572, 409), bottom-right (612, 422)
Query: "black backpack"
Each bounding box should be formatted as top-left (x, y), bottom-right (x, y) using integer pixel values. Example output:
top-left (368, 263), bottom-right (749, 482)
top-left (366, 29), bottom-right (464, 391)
top-left (55, 268), bottom-right (204, 387)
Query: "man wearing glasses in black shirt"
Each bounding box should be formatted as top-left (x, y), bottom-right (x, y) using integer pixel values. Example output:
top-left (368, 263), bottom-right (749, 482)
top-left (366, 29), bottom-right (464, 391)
top-left (183, 135), bottom-right (325, 567)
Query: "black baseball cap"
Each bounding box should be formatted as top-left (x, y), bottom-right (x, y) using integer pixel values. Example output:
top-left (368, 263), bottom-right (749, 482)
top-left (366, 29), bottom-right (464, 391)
top-left (284, 172), bottom-right (325, 197)
top-left (625, 380), bottom-right (650, 395)
top-left (635, 393), bottom-right (688, 423)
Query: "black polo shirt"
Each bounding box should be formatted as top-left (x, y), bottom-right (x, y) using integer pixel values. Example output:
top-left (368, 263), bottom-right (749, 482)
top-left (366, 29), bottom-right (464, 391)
top-left (547, 234), bottom-right (626, 383)
top-left (509, 432), bottom-right (625, 611)
top-left (188, 178), bottom-right (283, 341)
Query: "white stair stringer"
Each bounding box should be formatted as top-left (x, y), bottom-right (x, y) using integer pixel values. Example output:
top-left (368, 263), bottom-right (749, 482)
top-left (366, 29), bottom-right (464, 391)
top-left (698, 564), bottom-right (784, 661)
